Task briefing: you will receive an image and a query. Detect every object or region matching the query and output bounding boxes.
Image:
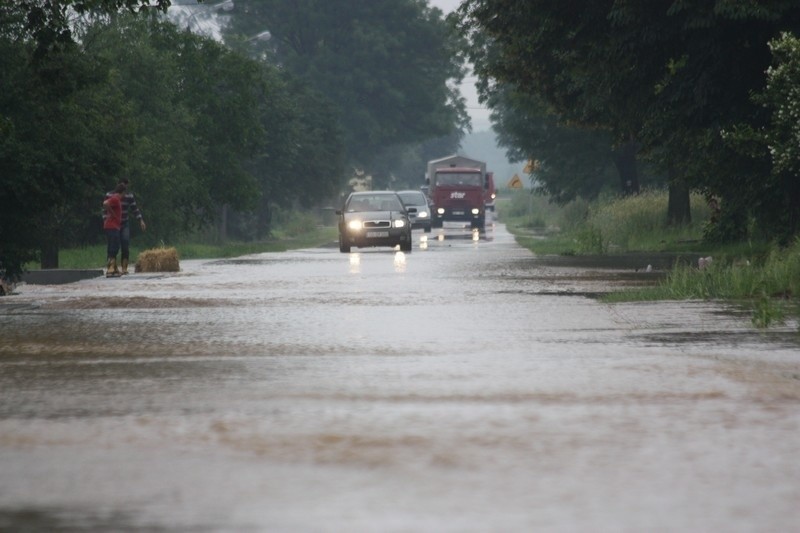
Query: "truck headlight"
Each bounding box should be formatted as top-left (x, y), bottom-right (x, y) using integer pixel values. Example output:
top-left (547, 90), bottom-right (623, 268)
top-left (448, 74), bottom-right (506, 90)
top-left (347, 220), bottom-right (363, 231)
top-left (437, 207), bottom-right (445, 215)
top-left (471, 208), bottom-right (480, 215)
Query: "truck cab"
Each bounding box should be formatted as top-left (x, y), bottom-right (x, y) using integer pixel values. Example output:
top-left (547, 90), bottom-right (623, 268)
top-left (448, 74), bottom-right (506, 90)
top-left (430, 166), bottom-right (486, 230)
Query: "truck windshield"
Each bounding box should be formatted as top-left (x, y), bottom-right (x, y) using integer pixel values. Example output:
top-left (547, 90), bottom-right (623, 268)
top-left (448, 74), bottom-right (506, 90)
top-left (435, 172), bottom-right (482, 187)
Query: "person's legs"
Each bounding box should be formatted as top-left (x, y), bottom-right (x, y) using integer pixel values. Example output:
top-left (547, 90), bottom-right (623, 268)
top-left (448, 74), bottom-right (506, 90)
top-left (119, 224), bottom-right (131, 274)
top-left (106, 229), bottom-right (121, 277)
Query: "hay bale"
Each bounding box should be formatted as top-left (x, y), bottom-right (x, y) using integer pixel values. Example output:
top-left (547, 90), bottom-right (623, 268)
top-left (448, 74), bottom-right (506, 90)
top-left (135, 247), bottom-right (180, 273)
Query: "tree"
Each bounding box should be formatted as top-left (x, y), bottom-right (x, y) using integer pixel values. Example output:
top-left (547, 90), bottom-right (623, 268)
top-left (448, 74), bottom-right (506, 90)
top-left (80, 16), bottom-right (265, 243)
top-left (1, 4), bottom-right (135, 273)
top-left (458, 0), bottom-right (800, 236)
top-left (489, 86), bottom-right (626, 204)
top-left (721, 32), bottom-right (800, 242)
top-left (224, 0), bottom-right (468, 171)
top-left (17, 0), bottom-right (172, 56)
top-left (458, 1), bottom-right (662, 212)
top-left (1, 1), bottom-right (177, 277)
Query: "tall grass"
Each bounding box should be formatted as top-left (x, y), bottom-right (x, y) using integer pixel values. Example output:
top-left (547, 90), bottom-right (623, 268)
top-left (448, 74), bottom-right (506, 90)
top-left (586, 189), bottom-right (710, 251)
top-left (496, 190), bottom-right (565, 230)
top-left (608, 238), bottom-right (800, 327)
top-left (500, 189), bottom-right (711, 254)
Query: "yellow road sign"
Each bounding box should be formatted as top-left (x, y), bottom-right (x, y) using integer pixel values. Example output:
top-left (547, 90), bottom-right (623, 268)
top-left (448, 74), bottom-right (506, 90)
top-left (508, 174), bottom-right (523, 189)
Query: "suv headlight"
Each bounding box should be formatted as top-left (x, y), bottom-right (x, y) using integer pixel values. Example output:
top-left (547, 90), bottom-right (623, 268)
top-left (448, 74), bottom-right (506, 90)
top-left (347, 220), bottom-right (363, 230)
top-left (417, 211), bottom-right (428, 218)
top-left (393, 219), bottom-right (406, 228)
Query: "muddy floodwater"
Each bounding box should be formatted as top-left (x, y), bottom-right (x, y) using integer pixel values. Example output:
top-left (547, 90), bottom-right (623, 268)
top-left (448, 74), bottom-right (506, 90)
top-left (1, 220), bottom-right (798, 532)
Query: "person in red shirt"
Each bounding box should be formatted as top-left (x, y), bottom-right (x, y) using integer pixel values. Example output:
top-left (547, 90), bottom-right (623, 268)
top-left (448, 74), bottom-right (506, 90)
top-left (102, 183), bottom-right (126, 277)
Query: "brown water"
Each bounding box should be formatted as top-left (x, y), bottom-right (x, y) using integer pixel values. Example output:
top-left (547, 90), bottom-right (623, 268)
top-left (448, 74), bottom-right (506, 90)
top-left (1, 219), bottom-right (798, 531)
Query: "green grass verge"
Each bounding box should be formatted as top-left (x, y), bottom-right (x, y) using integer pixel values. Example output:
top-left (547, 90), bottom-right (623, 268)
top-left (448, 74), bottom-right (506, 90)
top-left (31, 226), bottom-right (338, 270)
top-left (498, 190), bottom-right (799, 329)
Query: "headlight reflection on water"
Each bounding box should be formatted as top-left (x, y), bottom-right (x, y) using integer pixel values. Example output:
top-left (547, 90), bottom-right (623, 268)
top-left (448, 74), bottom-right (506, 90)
top-left (393, 251), bottom-right (407, 273)
top-left (419, 235), bottom-right (428, 250)
top-left (349, 253), bottom-right (361, 274)
top-left (472, 229), bottom-right (480, 242)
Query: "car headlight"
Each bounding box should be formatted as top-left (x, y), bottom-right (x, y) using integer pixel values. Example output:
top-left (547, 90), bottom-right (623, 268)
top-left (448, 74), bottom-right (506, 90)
top-left (417, 211), bottom-right (428, 218)
top-left (393, 219), bottom-right (406, 228)
top-left (491, 193), bottom-right (496, 199)
top-left (437, 207), bottom-right (445, 215)
top-left (347, 220), bottom-right (363, 230)
top-left (471, 208), bottom-right (480, 215)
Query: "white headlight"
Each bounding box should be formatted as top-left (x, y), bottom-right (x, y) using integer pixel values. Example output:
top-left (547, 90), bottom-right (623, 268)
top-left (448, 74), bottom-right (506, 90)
top-left (471, 208), bottom-right (480, 215)
top-left (347, 220), bottom-right (363, 230)
top-left (393, 219), bottom-right (406, 228)
top-left (437, 207), bottom-right (445, 214)
top-left (417, 211), bottom-right (428, 218)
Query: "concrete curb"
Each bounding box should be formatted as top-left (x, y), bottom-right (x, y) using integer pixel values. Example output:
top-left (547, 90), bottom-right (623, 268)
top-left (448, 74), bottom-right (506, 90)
top-left (21, 269), bottom-right (104, 285)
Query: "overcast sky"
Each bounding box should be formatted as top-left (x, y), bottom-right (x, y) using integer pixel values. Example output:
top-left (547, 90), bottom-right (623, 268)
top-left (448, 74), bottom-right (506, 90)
top-left (428, 0), bottom-right (491, 132)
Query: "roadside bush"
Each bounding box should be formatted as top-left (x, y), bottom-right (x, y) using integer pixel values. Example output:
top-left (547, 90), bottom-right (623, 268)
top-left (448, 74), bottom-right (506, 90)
top-left (626, 237), bottom-right (800, 328)
top-left (586, 189), bottom-right (710, 251)
top-left (558, 198), bottom-right (591, 232)
top-left (499, 191), bottom-right (598, 234)
top-left (271, 207), bottom-right (320, 238)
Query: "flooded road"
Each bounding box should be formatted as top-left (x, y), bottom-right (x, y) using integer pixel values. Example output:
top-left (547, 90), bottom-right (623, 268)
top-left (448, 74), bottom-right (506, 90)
top-left (1, 220), bottom-right (799, 532)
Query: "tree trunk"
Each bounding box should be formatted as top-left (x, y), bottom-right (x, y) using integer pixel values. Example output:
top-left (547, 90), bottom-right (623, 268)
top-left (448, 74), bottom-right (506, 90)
top-left (218, 204), bottom-right (228, 243)
top-left (256, 197), bottom-right (272, 240)
top-left (667, 178), bottom-right (691, 226)
top-left (40, 243), bottom-right (58, 269)
top-left (613, 140), bottom-right (640, 196)
top-left (788, 188), bottom-right (800, 242)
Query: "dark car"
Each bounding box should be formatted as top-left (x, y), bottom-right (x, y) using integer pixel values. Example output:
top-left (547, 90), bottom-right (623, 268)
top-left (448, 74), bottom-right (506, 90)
top-left (337, 191), bottom-right (416, 253)
top-left (397, 189), bottom-right (432, 233)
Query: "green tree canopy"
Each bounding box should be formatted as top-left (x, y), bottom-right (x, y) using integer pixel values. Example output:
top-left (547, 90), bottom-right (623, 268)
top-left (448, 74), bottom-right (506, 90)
top-left (1, 1), bottom-right (349, 278)
top-left (224, 0), bottom-right (468, 170)
top-left (458, 0), bottom-right (800, 238)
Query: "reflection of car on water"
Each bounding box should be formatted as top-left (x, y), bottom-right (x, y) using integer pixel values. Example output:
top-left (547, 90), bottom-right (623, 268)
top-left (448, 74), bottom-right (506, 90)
top-left (396, 189), bottom-right (432, 233)
top-left (336, 191), bottom-right (416, 253)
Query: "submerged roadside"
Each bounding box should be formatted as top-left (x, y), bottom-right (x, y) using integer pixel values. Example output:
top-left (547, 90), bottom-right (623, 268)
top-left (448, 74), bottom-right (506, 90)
top-left (500, 193), bottom-right (799, 330)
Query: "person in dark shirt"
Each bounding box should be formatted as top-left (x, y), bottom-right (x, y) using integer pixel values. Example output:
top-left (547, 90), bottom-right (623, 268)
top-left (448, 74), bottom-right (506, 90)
top-left (105, 177), bottom-right (146, 275)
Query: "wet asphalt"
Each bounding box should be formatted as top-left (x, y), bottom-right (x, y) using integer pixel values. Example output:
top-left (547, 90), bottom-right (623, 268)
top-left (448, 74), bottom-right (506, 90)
top-left (1, 219), bottom-right (798, 532)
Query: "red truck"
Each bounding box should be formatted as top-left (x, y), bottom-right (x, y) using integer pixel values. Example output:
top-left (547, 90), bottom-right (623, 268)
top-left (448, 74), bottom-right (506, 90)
top-left (427, 155), bottom-right (491, 229)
